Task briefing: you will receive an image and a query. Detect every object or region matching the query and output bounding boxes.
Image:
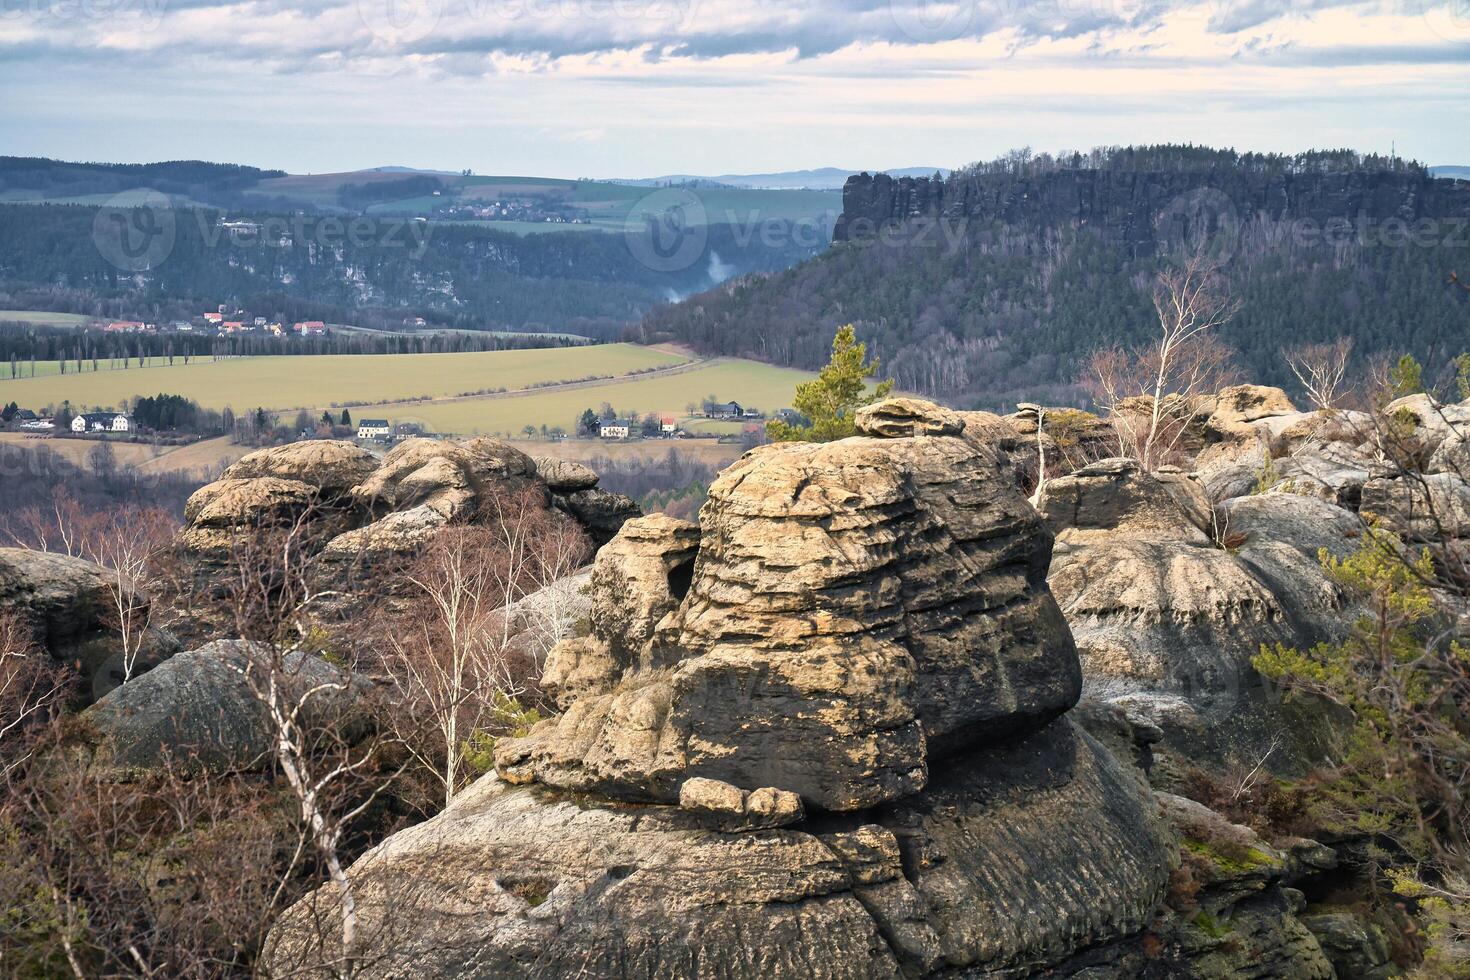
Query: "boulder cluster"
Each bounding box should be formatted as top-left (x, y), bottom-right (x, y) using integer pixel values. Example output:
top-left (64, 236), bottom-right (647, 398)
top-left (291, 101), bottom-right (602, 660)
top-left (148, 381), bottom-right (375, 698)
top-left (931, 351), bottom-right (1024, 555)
top-left (268, 407), bottom-right (1180, 978)
top-left (173, 437), bottom-right (637, 621)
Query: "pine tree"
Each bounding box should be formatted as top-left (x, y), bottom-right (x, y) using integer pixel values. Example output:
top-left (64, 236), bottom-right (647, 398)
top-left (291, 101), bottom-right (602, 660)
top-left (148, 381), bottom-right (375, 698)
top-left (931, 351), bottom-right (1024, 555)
top-left (767, 325), bottom-right (893, 443)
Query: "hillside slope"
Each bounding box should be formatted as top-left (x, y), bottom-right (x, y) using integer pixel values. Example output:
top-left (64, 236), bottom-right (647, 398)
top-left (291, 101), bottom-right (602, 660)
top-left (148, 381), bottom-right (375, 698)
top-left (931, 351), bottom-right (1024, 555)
top-left (635, 147), bottom-right (1470, 409)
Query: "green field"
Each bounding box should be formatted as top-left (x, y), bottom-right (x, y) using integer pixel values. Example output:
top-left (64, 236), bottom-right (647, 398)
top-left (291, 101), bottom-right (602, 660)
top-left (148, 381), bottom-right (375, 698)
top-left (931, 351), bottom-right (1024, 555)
top-left (368, 359), bottom-right (813, 437)
top-left (0, 310), bottom-right (92, 327)
top-left (0, 345), bottom-right (688, 413)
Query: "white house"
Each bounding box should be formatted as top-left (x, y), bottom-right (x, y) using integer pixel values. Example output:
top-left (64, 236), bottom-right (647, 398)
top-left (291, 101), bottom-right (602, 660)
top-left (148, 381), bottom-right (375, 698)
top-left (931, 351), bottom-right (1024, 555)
top-left (357, 419), bottom-right (391, 440)
top-left (599, 419), bottom-right (632, 440)
top-left (72, 413), bottom-right (132, 433)
top-left (660, 416), bottom-right (677, 436)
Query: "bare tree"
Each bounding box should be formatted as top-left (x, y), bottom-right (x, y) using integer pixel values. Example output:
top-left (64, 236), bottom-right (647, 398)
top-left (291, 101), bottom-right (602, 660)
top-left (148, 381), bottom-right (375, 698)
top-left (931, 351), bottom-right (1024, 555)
top-left (0, 611), bottom-right (66, 779)
top-left (386, 527), bottom-right (528, 809)
top-left (83, 507), bottom-right (174, 684)
top-left (1284, 337), bottom-right (1353, 411)
top-left (1084, 252), bottom-right (1240, 470)
top-left (218, 508), bottom-right (399, 977)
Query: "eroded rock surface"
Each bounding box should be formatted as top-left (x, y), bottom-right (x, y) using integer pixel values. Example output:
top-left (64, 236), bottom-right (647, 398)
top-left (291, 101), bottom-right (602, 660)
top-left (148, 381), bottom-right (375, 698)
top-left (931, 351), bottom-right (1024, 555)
top-left (172, 439), bottom-right (637, 620)
top-left (503, 430), bottom-right (1079, 810)
top-left (84, 639), bottom-right (368, 772)
top-left (268, 401), bottom-right (1175, 979)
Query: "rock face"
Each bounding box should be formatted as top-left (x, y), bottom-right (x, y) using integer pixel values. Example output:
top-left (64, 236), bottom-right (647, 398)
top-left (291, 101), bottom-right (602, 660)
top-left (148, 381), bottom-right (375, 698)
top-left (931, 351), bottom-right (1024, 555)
top-left (268, 401), bottom-right (1175, 979)
top-left (500, 431), bottom-right (1079, 810)
top-left (1039, 459), bottom-right (1349, 770)
top-left (0, 547), bottom-right (176, 699)
top-left (173, 439), bottom-right (638, 618)
top-left (84, 639), bottom-right (368, 772)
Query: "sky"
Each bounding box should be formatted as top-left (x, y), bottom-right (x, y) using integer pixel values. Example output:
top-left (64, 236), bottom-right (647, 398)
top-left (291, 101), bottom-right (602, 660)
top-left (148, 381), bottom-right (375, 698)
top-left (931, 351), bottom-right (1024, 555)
top-left (2, 0), bottom-right (1467, 177)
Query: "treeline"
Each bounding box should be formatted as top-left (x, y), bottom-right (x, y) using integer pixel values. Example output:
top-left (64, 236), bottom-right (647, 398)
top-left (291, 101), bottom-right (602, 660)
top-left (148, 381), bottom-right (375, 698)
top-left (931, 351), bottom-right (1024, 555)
top-left (0, 157), bottom-right (287, 209)
top-left (951, 145), bottom-right (1430, 179)
top-left (0, 204), bottom-right (824, 333)
top-left (338, 175), bottom-right (443, 209)
top-left (0, 324), bottom-right (590, 375)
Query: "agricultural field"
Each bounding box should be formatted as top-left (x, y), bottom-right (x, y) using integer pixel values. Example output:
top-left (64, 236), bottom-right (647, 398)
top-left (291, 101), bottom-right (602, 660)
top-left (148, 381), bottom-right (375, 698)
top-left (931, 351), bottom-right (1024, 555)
top-left (0, 345), bottom-right (689, 414)
top-left (0, 310), bottom-right (92, 327)
top-left (366, 359), bottom-right (813, 437)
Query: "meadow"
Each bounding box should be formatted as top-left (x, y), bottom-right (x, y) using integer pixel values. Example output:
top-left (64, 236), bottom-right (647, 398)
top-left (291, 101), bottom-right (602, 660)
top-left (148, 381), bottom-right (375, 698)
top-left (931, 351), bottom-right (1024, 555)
top-left (0, 310), bottom-right (92, 327)
top-left (366, 358), bottom-right (813, 437)
top-left (0, 345), bottom-right (689, 414)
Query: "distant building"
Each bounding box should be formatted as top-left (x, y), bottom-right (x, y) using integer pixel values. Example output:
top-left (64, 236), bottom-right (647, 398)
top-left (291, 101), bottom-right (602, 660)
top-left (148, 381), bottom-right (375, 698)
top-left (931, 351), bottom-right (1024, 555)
top-left (203, 312), bottom-right (223, 324)
top-left (72, 412), bottom-right (131, 433)
top-left (294, 320), bottom-right (326, 335)
top-left (104, 321), bottom-right (144, 333)
top-left (706, 400), bottom-right (742, 419)
top-left (356, 419), bottom-right (391, 440)
top-left (660, 415), bottom-right (677, 436)
top-left (20, 417), bottom-right (54, 431)
top-left (599, 419), bottom-right (633, 440)
top-left (170, 321), bottom-right (193, 332)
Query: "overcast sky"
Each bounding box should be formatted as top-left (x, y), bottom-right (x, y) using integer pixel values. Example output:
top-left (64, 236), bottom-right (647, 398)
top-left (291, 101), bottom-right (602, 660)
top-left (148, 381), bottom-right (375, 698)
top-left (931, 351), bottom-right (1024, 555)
top-left (3, 0), bottom-right (1467, 176)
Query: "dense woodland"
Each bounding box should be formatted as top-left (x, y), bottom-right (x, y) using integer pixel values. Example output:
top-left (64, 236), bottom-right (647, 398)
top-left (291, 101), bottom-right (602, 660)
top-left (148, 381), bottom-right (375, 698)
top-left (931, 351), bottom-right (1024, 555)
top-left (0, 204), bottom-right (824, 334)
top-left (636, 150), bottom-right (1470, 409)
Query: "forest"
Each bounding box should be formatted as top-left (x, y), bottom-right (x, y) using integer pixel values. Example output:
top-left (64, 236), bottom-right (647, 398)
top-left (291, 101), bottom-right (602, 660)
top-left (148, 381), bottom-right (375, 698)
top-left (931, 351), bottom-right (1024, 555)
top-left (635, 149), bottom-right (1470, 410)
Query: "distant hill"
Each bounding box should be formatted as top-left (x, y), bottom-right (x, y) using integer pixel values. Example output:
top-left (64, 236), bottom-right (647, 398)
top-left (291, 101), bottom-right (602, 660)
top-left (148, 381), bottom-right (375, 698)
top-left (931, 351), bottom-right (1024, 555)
top-left (0, 157), bottom-right (285, 208)
top-left (625, 167), bottom-right (949, 190)
top-left (1434, 165), bottom-right (1470, 179)
top-left (634, 145), bottom-right (1470, 410)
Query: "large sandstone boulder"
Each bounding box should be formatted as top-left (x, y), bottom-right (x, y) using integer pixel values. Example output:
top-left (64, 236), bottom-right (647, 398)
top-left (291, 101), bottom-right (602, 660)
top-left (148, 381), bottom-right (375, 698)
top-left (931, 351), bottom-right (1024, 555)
top-left (84, 639), bottom-right (369, 773)
top-left (221, 441), bottom-right (379, 496)
top-left (1361, 470), bottom-right (1470, 541)
top-left (1039, 457), bottom-right (1212, 545)
top-left (269, 402), bottom-right (1177, 978)
top-left (504, 430), bottom-right (1079, 810)
top-left (269, 720), bottom-right (1172, 980)
top-left (1207, 384), bottom-right (1298, 433)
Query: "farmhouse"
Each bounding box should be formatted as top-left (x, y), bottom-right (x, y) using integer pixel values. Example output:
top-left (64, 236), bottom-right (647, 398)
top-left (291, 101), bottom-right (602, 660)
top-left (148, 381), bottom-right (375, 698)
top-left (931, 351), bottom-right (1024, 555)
top-left (20, 417), bottom-right (54, 431)
top-left (660, 416), bottom-right (677, 436)
top-left (706, 401), bottom-right (742, 419)
top-left (356, 419), bottom-right (392, 440)
top-left (599, 419), bottom-right (633, 440)
top-left (71, 412), bottom-right (132, 434)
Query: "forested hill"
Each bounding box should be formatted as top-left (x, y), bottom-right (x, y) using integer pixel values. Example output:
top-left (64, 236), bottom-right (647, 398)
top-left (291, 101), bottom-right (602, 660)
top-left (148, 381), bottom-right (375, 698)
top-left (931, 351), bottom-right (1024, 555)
top-left (633, 146), bottom-right (1470, 409)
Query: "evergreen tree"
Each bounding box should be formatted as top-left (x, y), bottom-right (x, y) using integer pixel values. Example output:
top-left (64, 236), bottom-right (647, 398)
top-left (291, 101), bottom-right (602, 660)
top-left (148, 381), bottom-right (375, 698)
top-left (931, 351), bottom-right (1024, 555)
top-left (767, 325), bottom-right (893, 443)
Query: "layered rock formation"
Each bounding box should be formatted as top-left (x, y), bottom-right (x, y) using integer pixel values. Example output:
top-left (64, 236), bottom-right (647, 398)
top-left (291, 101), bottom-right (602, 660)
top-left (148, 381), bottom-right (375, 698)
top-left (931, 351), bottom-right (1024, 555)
top-left (268, 407), bottom-right (1177, 978)
top-left (173, 438), bottom-right (638, 621)
top-left (1038, 457), bottom-right (1352, 770)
